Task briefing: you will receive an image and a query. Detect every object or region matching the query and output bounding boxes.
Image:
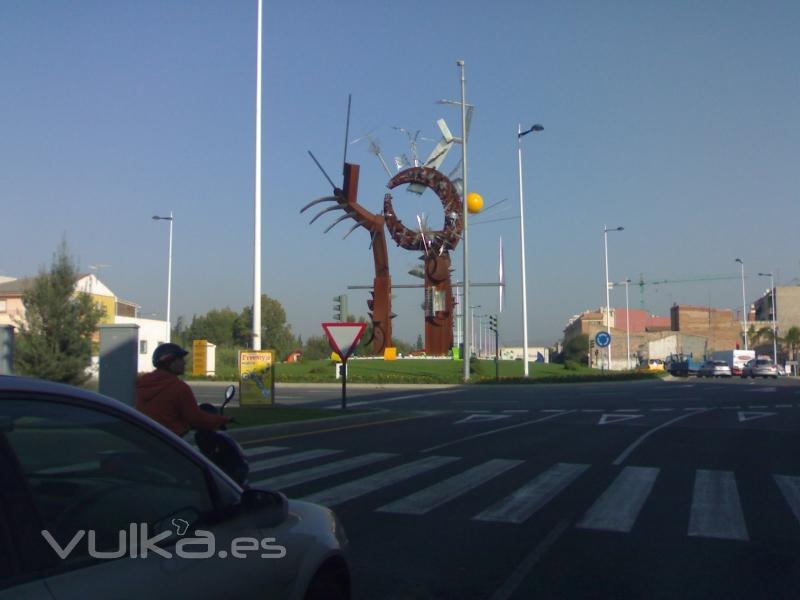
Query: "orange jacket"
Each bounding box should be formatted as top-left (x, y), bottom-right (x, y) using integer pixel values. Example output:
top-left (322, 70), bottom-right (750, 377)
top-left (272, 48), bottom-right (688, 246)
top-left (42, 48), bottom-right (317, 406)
top-left (135, 369), bottom-right (227, 437)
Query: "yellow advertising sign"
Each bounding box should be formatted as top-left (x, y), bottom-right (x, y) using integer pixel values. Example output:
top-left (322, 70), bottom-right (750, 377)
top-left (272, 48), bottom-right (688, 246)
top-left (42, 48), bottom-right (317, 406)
top-left (238, 350), bottom-right (275, 406)
top-left (192, 339), bottom-right (208, 376)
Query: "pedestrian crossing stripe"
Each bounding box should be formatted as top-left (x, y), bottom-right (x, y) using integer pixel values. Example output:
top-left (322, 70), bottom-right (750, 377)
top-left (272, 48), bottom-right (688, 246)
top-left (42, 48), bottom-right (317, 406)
top-left (237, 442), bottom-right (800, 540)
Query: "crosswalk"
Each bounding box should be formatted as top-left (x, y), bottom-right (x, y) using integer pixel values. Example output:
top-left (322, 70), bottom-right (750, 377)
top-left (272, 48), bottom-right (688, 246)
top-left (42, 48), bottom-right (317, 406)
top-left (241, 443), bottom-right (800, 542)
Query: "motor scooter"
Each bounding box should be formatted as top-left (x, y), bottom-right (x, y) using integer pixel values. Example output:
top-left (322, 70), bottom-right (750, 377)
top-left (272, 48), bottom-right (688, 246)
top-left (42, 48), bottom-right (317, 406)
top-left (195, 384), bottom-right (250, 486)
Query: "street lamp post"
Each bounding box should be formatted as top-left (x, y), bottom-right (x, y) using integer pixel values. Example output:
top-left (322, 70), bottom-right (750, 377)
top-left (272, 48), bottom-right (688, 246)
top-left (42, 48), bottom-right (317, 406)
top-left (603, 226), bottom-right (624, 370)
top-left (458, 60), bottom-right (471, 382)
top-left (517, 123), bottom-right (544, 378)
top-left (469, 305), bottom-right (481, 358)
top-left (758, 272), bottom-right (778, 364)
top-left (735, 258), bottom-right (748, 350)
top-left (152, 212), bottom-right (174, 342)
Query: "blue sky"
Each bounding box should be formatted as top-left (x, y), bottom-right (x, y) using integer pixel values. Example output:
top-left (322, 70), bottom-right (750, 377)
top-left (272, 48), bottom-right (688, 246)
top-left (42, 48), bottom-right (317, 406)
top-left (2, 1), bottom-right (799, 347)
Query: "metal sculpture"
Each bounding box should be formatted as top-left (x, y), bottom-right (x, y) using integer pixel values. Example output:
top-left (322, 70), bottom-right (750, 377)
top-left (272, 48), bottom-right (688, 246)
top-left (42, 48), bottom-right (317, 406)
top-left (301, 163), bottom-right (393, 355)
top-left (385, 167), bottom-right (463, 355)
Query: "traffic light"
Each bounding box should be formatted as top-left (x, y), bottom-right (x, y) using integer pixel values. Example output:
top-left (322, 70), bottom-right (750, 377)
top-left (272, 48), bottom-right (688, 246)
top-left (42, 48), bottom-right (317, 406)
top-left (333, 294), bottom-right (348, 322)
top-left (488, 315), bottom-right (498, 333)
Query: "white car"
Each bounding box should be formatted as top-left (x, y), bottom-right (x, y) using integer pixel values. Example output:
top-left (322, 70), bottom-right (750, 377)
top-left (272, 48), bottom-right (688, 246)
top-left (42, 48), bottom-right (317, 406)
top-left (0, 376), bottom-right (350, 600)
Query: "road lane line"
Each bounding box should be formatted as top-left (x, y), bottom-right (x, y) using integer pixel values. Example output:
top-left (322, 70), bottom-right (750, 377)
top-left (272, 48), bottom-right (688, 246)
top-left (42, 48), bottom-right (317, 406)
top-left (251, 452), bottom-right (396, 490)
top-left (612, 409), bottom-right (711, 466)
top-left (301, 455), bottom-right (459, 507)
top-left (774, 475), bottom-right (800, 524)
top-left (651, 408), bottom-right (674, 412)
top-left (335, 388), bottom-right (461, 408)
top-left (242, 445), bottom-right (287, 457)
top-left (489, 519), bottom-right (572, 600)
top-left (576, 466), bottom-right (659, 532)
top-left (474, 463), bottom-right (589, 524)
top-left (688, 470), bottom-right (748, 541)
top-left (249, 449), bottom-right (342, 472)
top-left (377, 459), bottom-right (522, 515)
top-left (776, 404), bottom-right (792, 408)
top-left (614, 409), bottom-right (639, 412)
top-left (421, 411), bottom-right (577, 453)
top-left (580, 409), bottom-right (604, 413)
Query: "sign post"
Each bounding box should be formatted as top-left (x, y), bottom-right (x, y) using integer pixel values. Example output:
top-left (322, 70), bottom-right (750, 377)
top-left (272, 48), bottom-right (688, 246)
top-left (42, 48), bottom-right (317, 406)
top-left (321, 322), bottom-right (367, 410)
top-left (595, 331), bottom-right (611, 371)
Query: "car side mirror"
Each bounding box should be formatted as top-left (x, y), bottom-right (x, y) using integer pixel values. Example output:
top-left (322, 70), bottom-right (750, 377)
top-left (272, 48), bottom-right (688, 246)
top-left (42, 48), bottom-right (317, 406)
top-left (224, 385), bottom-right (235, 402)
top-left (241, 488), bottom-right (288, 528)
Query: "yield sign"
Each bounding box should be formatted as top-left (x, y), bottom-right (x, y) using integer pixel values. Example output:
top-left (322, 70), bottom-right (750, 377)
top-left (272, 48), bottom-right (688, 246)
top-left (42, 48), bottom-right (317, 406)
top-left (321, 322), bottom-right (367, 362)
top-left (737, 411), bottom-right (776, 423)
top-left (598, 413), bottom-right (644, 425)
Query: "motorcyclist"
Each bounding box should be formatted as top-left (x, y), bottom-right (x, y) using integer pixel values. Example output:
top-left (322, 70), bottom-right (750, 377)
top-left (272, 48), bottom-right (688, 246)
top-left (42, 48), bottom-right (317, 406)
top-left (135, 343), bottom-right (230, 437)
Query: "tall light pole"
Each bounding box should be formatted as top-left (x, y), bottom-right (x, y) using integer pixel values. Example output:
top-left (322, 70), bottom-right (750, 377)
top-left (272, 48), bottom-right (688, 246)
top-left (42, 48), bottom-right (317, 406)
top-left (469, 305), bottom-right (481, 358)
top-left (152, 212), bottom-right (174, 342)
top-left (603, 226), bottom-right (624, 369)
top-left (517, 123), bottom-right (544, 377)
top-left (252, 0), bottom-right (263, 351)
top-left (735, 258), bottom-right (748, 350)
top-left (758, 272), bottom-right (778, 363)
top-left (458, 60), bottom-right (472, 381)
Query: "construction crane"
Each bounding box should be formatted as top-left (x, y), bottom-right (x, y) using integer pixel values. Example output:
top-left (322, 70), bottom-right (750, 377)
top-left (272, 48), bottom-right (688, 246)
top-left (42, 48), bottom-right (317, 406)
top-left (636, 274), bottom-right (743, 310)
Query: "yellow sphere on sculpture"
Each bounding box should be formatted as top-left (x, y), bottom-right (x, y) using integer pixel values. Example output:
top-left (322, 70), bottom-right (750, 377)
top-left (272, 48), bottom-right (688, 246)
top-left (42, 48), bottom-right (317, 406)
top-left (466, 192), bottom-right (484, 214)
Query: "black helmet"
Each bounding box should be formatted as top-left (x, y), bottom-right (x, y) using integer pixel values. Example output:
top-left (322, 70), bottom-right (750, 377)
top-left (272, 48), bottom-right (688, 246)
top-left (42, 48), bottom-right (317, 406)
top-left (152, 343), bottom-right (189, 368)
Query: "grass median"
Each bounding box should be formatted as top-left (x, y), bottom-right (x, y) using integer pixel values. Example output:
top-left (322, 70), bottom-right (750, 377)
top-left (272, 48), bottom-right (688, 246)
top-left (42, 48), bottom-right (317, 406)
top-left (185, 358), bottom-right (666, 385)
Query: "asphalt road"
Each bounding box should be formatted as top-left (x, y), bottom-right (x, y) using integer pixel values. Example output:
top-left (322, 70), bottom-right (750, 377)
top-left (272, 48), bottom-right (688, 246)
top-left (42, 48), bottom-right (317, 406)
top-left (214, 377), bottom-right (800, 599)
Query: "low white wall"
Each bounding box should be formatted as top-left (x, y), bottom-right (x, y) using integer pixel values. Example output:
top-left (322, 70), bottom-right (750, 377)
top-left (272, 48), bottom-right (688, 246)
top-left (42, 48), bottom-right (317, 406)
top-left (115, 316), bottom-right (170, 373)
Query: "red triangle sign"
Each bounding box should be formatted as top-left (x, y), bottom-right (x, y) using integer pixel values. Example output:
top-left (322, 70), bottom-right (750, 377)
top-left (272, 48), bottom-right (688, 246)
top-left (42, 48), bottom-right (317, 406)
top-left (321, 322), bottom-right (367, 362)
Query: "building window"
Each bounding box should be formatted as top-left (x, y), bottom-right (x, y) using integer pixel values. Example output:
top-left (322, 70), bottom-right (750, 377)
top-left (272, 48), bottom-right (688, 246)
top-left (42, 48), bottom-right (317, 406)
top-left (140, 340), bottom-right (148, 355)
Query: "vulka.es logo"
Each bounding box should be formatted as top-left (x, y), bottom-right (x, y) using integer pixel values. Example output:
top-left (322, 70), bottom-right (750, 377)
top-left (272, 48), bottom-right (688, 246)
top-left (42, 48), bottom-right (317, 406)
top-left (41, 523), bottom-right (287, 560)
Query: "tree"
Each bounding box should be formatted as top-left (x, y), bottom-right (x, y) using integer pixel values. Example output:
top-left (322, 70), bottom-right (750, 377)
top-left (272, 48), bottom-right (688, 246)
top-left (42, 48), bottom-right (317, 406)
top-left (240, 295), bottom-right (296, 359)
top-left (562, 334), bottom-right (589, 365)
top-left (15, 241), bottom-right (105, 384)
top-left (302, 335), bottom-right (333, 360)
top-left (415, 334), bottom-right (424, 351)
top-left (783, 326), bottom-right (800, 362)
top-left (185, 307), bottom-right (243, 346)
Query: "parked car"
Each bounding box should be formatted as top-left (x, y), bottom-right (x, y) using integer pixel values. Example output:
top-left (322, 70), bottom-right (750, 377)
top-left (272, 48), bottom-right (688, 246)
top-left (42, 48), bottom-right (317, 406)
top-left (741, 358), bottom-right (779, 379)
top-left (0, 376), bottom-right (351, 600)
top-left (637, 359), bottom-right (665, 372)
top-left (697, 360), bottom-right (732, 378)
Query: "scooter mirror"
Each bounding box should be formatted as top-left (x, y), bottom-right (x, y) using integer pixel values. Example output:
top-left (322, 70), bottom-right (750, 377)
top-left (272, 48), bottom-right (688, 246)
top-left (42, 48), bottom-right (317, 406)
top-left (224, 385), bottom-right (236, 402)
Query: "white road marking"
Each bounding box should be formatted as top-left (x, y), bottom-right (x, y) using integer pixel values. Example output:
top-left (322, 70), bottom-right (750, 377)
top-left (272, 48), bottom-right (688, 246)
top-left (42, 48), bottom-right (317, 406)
top-left (580, 409), bottom-right (604, 413)
top-left (737, 411), bottom-right (777, 422)
top-left (774, 475), bottom-right (800, 524)
top-left (614, 409), bottom-right (640, 412)
top-left (683, 407), bottom-right (706, 411)
top-left (751, 388), bottom-right (777, 393)
top-left (775, 404), bottom-right (792, 408)
top-left (454, 414), bottom-right (512, 424)
top-left (502, 410), bottom-right (530, 414)
top-left (242, 445), bottom-right (287, 457)
top-left (377, 459), bottom-right (522, 515)
top-left (749, 404), bottom-right (768, 408)
top-left (422, 411), bottom-right (576, 454)
top-left (474, 463), bottom-right (589, 524)
top-left (721, 406), bottom-right (741, 410)
top-left (249, 449), bottom-right (342, 472)
top-left (576, 466), bottom-right (659, 533)
top-left (489, 519), bottom-right (572, 600)
top-left (598, 413), bottom-right (644, 425)
top-left (650, 408), bottom-right (674, 412)
top-left (541, 409), bottom-right (569, 413)
top-left (688, 469), bottom-right (748, 541)
top-left (302, 455), bottom-right (459, 506)
top-left (612, 409), bottom-right (711, 466)
top-left (338, 389), bottom-right (461, 407)
top-left (463, 410), bottom-right (490, 413)
top-left (251, 452), bottom-right (396, 490)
